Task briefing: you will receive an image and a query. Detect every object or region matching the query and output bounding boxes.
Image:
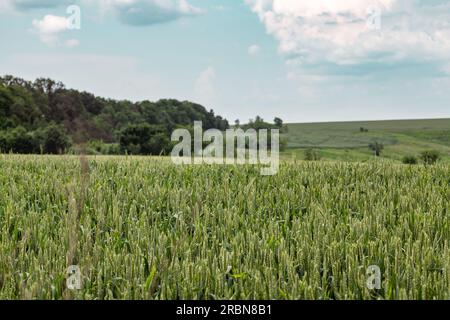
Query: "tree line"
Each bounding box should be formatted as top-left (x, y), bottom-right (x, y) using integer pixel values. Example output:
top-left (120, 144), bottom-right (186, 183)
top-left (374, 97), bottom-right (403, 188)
top-left (0, 75), bottom-right (229, 155)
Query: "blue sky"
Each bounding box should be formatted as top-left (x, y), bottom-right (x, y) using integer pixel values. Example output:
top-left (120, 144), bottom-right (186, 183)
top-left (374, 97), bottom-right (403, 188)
top-left (1, 0), bottom-right (450, 123)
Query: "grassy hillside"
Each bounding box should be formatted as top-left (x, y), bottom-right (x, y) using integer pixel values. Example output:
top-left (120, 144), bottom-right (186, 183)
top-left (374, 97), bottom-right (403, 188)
top-left (284, 118), bottom-right (450, 162)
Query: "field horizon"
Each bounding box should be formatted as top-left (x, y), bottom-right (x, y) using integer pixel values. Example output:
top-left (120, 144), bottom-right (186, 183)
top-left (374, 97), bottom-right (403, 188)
top-left (283, 118), bottom-right (450, 163)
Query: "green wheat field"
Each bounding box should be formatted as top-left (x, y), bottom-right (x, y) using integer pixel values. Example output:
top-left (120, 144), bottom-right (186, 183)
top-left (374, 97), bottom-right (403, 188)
top-left (0, 154), bottom-right (448, 300)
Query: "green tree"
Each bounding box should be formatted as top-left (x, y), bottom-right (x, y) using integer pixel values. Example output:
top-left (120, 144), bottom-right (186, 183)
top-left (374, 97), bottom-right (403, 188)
top-left (41, 124), bottom-right (71, 154)
top-left (119, 123), bottom-right (171, 155)
top-left (274, 117), bottom-right (283, 128)
top-left (369, 141), bottom-right (384, 157)
top-left (0, 126), bottom-right (40, 154)
top-left (0, 75), bottom-right (230, 154)
top-left (147, 132), bottom-right (172, 155)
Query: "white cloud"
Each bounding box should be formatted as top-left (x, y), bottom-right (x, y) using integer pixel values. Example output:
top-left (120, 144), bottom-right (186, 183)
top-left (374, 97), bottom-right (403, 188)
top-left (32, 15), bottom-right (70, 45)
top-left (245, 0), bottom-right (450, 72)
top-left (194, 66), bottom-right (216, 104)
top-left (101, 0), bottom-right (203, 26)
top-left (31, 14), bottom-right (81, 46)
top-left (248, 44), bottom-right (260, 55)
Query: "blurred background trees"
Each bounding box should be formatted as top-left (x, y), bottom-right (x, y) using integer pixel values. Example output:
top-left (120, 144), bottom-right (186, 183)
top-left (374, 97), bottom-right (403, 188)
top-left (0, 75), bottom-right (229, 155)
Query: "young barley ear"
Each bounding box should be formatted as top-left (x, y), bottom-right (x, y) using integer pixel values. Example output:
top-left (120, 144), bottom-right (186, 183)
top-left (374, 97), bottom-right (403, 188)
top-left (62, 188), bottom-right (79, 300)
top-left (66, 192), bottom-right (78, 267)
top-left (64, 154), bottom-right (90, 299)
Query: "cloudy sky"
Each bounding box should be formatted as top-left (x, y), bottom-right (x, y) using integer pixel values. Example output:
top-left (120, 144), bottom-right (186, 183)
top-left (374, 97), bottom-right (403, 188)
top-left (1, 0), bottom-right (450, 123)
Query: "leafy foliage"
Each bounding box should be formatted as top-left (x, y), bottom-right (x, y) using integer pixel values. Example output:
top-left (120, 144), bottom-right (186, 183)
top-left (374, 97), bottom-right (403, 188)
top-left (40, 124), bottom-right (71, 154)
top-left (273, 117), bottom-right (283, 128)
top-left (0, 123), bottom-right (70, 154)
top-left (402, 155), bottom-right (418, 165)
top-left (0, 75), bottom-right (229, 155)
top-left (119, 124), bottom-right (172, 155)
top-left (240, 116), bottom-right (288, 151)
top-left (420, 150), bottom-right (440, 165)
top-left (369, 141), bottom-right (384, 157)
top-left (304, 148), bottom-right (322, 161)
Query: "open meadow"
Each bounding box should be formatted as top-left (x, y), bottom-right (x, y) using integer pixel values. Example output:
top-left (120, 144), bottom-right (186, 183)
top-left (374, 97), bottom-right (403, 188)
top-left (284, 118), bottom-right (450, 162)
top-left (0, 155), bottom-right (448, 299)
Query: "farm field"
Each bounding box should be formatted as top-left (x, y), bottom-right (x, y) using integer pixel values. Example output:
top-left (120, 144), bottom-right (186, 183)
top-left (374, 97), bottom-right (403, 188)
top-left (0, 155), bottom-right (448, 299)
top-left (284, 118), bottom-right (450, 162)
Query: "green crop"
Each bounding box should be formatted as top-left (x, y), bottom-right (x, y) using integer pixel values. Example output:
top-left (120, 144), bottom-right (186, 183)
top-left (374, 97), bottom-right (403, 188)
top-left (0, 154), bottom-right (448, 299)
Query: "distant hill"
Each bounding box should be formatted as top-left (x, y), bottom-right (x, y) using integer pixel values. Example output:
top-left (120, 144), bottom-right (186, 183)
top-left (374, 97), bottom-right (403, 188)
top-left (0, 75), bottom-right (229, 154)
top-left (285, 118), bottom-right (450, 162)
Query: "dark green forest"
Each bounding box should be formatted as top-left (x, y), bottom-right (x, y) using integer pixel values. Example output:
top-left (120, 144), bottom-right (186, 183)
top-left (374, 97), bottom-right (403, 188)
top-left (0, 75), bottom-right (229, 155)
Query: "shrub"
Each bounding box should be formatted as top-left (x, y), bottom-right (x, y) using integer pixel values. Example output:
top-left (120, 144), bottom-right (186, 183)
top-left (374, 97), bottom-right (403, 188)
top-left (304, 148), bottom-right (321, 161)
top-left (87, 140), bottom-right (121, 155)
top-left (402, 155), bottom-right (418, 165)
top-left (420, 150), bottom-right (440, 165)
